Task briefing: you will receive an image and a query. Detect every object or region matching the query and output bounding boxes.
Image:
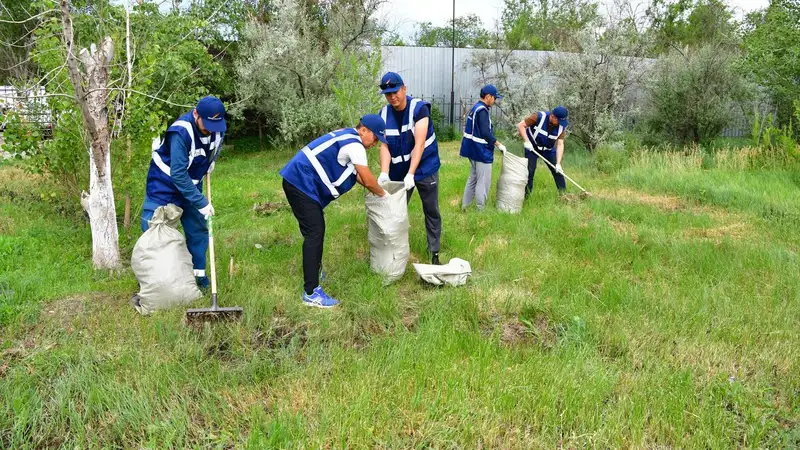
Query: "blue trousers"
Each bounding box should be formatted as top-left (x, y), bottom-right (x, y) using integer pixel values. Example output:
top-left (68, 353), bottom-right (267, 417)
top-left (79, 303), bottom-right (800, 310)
top-left (525, 148), bottom-right (566, 196)
top-left (141, 197), bottom-right (208, 282)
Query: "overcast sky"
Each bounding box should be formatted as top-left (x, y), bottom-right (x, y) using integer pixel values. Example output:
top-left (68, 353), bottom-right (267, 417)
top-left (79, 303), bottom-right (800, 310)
top-left (377, 0), bottom-right (770, 41)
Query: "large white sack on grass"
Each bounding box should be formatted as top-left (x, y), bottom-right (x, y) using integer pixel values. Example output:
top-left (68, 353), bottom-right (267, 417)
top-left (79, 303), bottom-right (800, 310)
top-left (496, 151), bottom-right (528, 213)
top-left (365, 181), bottom-right (409, 283)
top-left (131, 204), bottom-right (202, 315)
top-left (413, 258), bottom-right (472, 287)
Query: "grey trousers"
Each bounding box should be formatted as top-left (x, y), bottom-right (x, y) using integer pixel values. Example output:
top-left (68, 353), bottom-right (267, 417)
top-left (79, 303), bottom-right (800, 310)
top-left (462, 159), bottom-right (493, 210)
top-left (406, 172), bottom-right (442, 253)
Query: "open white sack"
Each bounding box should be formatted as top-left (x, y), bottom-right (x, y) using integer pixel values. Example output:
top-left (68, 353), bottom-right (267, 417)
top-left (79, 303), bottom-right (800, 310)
top-left (365, 181), bottom-right (410, 283)
top-left (496, 151), bottom-right (529, 213)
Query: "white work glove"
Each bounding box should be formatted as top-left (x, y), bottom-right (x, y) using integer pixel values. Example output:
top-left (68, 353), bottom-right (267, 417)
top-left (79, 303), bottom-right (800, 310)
top-left (198, 202), bottom-right (215, 220)
top-left (377, 172), bottom-right (390, 185)
top-left (403, 173), bottom-right (415, 191)
top-left (497, 144), bottom-right (507, 153)
top-left (523, 141), bottom-right (534, 151)
top-left (555, 163), bottom-right (564, 175)
top-left (207, 161), bottom-right (215, 174)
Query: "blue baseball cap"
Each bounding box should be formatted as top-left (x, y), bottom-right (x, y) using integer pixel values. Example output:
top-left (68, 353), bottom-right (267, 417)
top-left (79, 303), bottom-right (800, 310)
top-left (379, 72), bottom-right (404, 94)
top-left (480, 84), bottom-right (503, 99)
top-left (552, 105), bottom-right (569, 128)
top-left (360, 114), bottom-right (388, 144)
top-left (196, 96), bottom-right (226, 133)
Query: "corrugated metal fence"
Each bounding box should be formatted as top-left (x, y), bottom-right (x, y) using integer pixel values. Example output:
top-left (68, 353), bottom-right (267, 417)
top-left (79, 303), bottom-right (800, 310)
top-left (380, 46), bottom-right (754, 138)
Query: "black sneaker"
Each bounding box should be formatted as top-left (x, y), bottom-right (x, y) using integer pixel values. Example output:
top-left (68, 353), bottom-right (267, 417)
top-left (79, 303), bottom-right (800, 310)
top-left (129, 293), bottom-right (141, 308)
top-left (431, 252), bottom-right (441, 265)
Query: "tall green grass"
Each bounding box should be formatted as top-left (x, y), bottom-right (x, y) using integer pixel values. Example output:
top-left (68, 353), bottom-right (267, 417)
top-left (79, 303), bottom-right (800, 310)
top-left (1, 139), bottom-right (798, 448)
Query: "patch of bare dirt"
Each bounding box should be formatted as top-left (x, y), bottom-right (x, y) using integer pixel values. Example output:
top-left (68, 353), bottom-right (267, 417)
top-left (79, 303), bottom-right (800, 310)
top-left (684, 222), bottom-right (751, 244)
top-left (253, 201), bottom-right (288, 216)
top-left (596, 188), bottom-right (683, 211)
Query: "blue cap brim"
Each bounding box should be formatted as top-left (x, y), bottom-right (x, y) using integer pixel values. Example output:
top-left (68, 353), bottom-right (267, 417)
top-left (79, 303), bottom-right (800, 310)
top-left (558, 119), bottom-right (568, 128)
top-left (204, 118), bottom-right (227, 133)
top-left (380, 86), bottom-right (402, 94)
top-left (495, 94), bottom-right (503, 99)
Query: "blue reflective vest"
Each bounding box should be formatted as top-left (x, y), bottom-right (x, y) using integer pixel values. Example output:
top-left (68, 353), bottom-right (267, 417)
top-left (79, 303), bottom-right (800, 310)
top-left (280, 128), bottom-right (362, 208)
top-left (459, 101), bottom-right (494, 163)
top-left (525, 111), bottom-right (565, 151)
top-left (380, 96), bottom-right (440, 181)
top-left (146, 111), bottom-right (223, 205)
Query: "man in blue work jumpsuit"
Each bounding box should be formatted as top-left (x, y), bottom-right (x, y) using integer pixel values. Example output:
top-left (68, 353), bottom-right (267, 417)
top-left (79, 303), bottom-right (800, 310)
top-left (460, 84), bottom-right (507, 211)
top-left (517, 106), bottom-right (569, 197)
top-left (376, 72), bottom-right (443, 265)
top-left (141, 96), bottom-right (226, 289)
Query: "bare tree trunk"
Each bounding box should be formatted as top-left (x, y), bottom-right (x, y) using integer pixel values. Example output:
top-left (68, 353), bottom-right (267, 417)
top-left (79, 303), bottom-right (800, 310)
top-left (60, 0), bottom-right (121, 269)
top-left (258, 116), bottom-right (263, 150)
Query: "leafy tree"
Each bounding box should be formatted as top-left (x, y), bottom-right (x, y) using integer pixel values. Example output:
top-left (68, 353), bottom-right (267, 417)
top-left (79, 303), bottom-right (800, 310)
top-left (501, 0), bottom-right (600, 51)
top-left (415, 14), bottom-right (491, 48)
top-left (0, 0), bottom-right (43, 83)
top-left (742, 0), bottom-right (800, 129)
top-left (235, 0), bottom-right (384, 144)
top-left (645, 0), bottom-right (737, 55)
top-left (643, 43), bottom-right (751, 146)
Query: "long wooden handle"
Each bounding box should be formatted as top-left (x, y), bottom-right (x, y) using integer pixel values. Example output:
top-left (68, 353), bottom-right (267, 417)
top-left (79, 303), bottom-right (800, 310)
top-left (526, 146), bottom-right (589, 194)
top-left (207, 174), bottom-right (218, 303)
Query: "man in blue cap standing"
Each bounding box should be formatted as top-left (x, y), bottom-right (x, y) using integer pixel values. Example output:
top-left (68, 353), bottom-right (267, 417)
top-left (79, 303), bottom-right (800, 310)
top-left (376, 72), bottom-right (443, 265)
top-left (142, 96), bottom-right (227, 289)
top-left (517, 106), bottom-right (569, 196)
top-left (460, 84), bottom-right (507, 211)
top-left (280, 115), bottom-right (388, 308)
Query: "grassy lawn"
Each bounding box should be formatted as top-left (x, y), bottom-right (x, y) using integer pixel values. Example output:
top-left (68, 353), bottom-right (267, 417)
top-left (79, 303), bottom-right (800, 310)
top-left (1, 139), bottom-right (799, 448)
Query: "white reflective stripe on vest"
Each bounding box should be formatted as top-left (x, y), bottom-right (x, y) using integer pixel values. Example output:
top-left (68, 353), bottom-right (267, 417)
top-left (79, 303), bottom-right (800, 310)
top-left (391, 153), bottom-right (411, 164)
top-left (300, 132), bottom-right (362, 199)
top-left (332, 164), bottom-right (356, 187)
top-left (308, 133), bottom-right (360, 157)
top-left (194, 269), bottom-right (206, 277)
top-left (462, 133), bottom-right (488, 144)
top-left (172, 120), bottom-right (198, 168)
top-left (407, 98), bottom-right (420, 136)
top-left (425, 132), bottom-right (436, 148)
top-left (529, 112), bottom-right (564, 143)
top-left (152, 151), bottom-right (171, 176)
top-left (390, 132), bottom-right (436, 163)
top-left (302, 147), bottom-right (340, 198)
top-left (463, 105), bottom-right (489, 145)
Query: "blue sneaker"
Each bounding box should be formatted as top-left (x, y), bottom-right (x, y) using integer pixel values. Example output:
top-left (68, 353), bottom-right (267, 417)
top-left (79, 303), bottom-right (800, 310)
top-left (302, 286), bottom-right (339, 309)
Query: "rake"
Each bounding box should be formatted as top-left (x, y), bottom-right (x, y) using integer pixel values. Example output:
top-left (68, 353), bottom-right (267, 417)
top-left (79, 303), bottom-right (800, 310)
top-left (527, 145), bottom-right (592, 197)
top-left (186, 174), bottom-right (243, 323)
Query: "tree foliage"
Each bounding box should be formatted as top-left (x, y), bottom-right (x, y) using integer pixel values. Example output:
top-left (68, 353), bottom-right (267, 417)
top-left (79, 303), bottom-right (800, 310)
top-left (415, 14), bottom-right (491, 48)
top-left (645, 0), bottom-right (738, 55)
top-left (643, 43), bottom-right (750, 146)
top-left (235, 0), bottom-right (384, 145)
top-left (742, 0), bottom-right (800, 130)
top-left (501, 0), bottom-right (600, 52)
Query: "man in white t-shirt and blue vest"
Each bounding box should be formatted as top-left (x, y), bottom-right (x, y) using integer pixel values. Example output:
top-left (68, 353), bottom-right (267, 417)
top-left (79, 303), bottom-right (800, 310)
top-left (517, 106), bottom-right (569, 197)
top-left (460, 84), bottom-right (507, 211)
top-left (376, 72), bottom-right (443, 265)
top-left (280, 115), bottom-right (388, 308)
top-left (142, 96), bottom-right (226, 290)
